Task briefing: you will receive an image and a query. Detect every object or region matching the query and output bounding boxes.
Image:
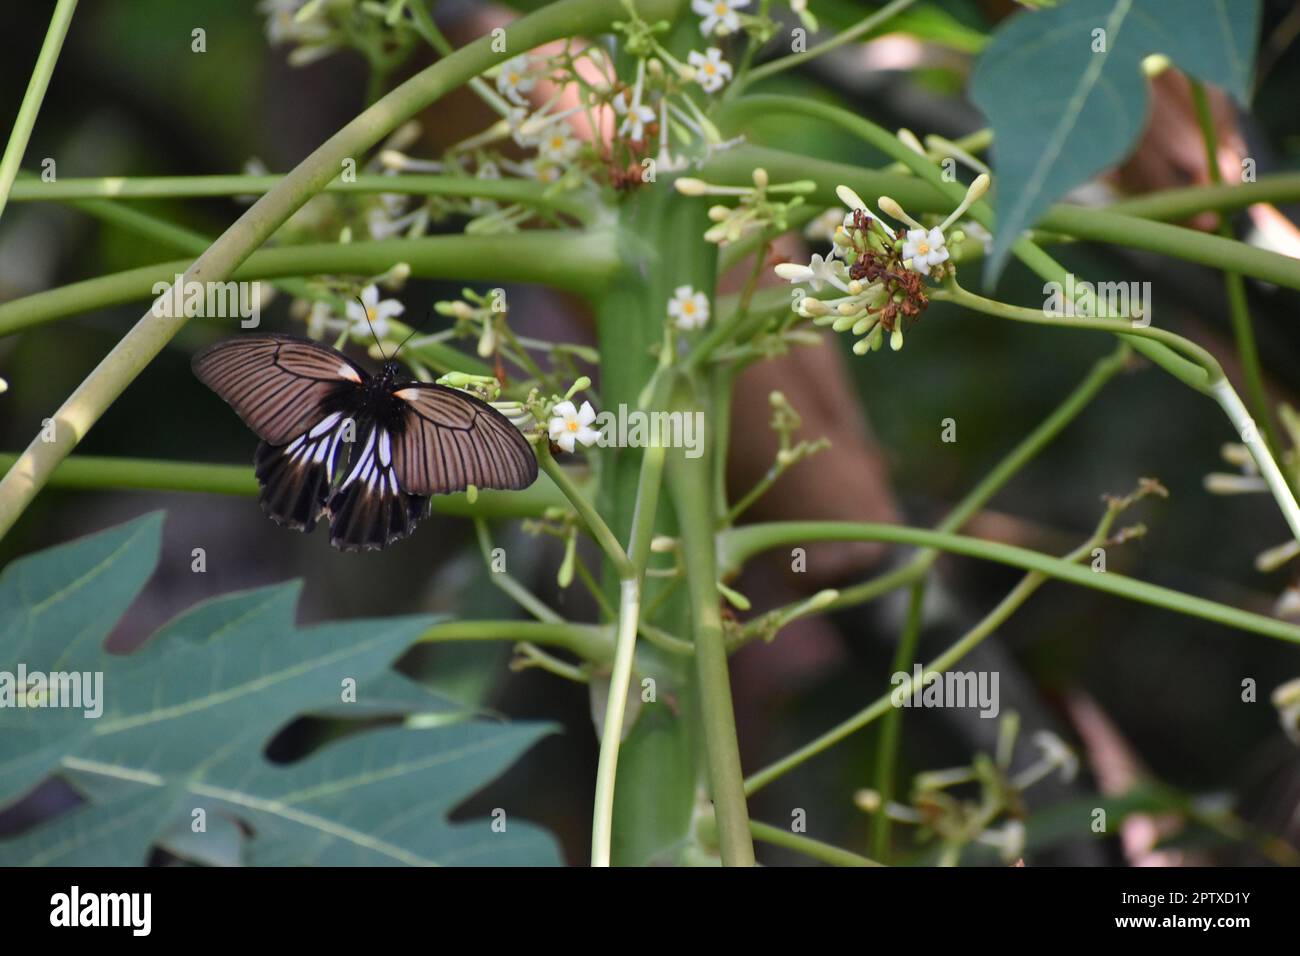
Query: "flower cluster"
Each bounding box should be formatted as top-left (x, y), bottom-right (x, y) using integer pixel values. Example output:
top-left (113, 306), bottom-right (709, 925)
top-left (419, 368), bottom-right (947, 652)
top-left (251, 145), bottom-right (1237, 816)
top-left (775, 175), bottom-right (989, 354)
top-left (855, 719), bottom-right (1076, 866)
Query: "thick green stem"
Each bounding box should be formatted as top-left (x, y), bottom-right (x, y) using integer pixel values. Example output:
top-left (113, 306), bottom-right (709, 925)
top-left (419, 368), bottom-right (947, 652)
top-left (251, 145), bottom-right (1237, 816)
top-left (0, 451), bottom-right (565, 517)
top-left (0, 231), bottom-right (619, 336)
top-left (0, 0), bottom-right (78, 223)
top-left (668, 382), bottom-right (754, 866)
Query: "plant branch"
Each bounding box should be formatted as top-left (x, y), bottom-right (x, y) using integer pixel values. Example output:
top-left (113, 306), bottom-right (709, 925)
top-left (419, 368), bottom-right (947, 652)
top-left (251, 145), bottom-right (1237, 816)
top-left (0, 0), bottom-right (78, 223)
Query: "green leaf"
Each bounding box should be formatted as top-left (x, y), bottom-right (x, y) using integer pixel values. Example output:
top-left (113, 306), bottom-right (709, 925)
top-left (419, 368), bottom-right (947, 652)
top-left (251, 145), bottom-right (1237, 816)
top-left (971, 0), bottom-right (1261, 283)
top-left (0, 513), bottom-right (162, 807)
top-left (0, 786), bottom-right (182, 867)
top-left (0, 515), bottom-right (562, 866)
top-left (189, 723), bottom-right (560, 866)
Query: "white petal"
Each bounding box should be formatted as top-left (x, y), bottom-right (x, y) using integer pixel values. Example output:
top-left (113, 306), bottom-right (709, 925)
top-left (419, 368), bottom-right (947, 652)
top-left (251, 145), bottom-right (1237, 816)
top-left (577, 401), bottom-right (597, 426)
top-left (557, 431), bottom-right (576, 453)
top-left (552, 400), bottom-right (577, 420)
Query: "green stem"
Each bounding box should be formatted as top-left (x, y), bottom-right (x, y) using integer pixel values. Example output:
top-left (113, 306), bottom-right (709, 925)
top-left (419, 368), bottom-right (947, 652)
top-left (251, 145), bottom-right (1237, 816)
top-left (473, 519), bottom-right (563, 624)
top-left (0, 0), bottom-right (680, 542)
top-left (870, 579), bottom-right (925, 861)
top-left (1106, 172), bottom-right (1300, 221)
top-left (747, 820), bottom-right (883, 866)
top-left (0, 231), bottom-right (620, 337)
top-left (418, 618), bottom-right (611, 663)
top-left (830, 344), bottom-right (1130, 612)
top-left (746, 538), bottom-right (1095, 795)
top-left (931, 282), bottom-right (1220, 391)
top-left (668, 380), bottom-right (755, 866)
top-left (0, 452), bottom-right (565, 518)
top-left (738, 0), bottom-right (920, 91)
top-left (1188, 77), bottom-right (1279, 460)
top-left (537, 443), bottom-right (633, 579)
top-left (0, 0), bottom-right (78, 223)
top-left (9, 173), bottom-right (583, 217)
top-left (721, 522), bottom-right (1300, 645)
top-left (591, 577), bottom-right (642, 866)
top-left (591, 373), bottom-right (668, 867)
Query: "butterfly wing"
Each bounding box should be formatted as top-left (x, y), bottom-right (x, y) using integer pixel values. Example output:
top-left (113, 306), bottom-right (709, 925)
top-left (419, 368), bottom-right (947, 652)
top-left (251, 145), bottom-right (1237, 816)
top-left (326, 419), bottom-right (430, 551)
top-left (194, 335), bottom-right (365, 533)
top-left (388, 384), bottom-right (538, 495)
top-left (192, 334), bottom-right (367, 444)
top-left (325, 384), bottom-right (536, 551)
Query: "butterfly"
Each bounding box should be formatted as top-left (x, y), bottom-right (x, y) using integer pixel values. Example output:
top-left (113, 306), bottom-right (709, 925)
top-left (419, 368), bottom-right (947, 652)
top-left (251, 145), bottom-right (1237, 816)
top-left (192, 332), bottom-right (537, 551)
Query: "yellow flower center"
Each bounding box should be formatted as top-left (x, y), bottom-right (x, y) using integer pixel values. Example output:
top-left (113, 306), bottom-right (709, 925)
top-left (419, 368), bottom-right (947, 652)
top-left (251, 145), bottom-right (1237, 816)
top-left (916, 241), bottom-right (929, 255)
top-left (715, 2), bottom-right (728, 14)
top-left (508, 72), bottom-right (520, 84)
top-left (704, 63), bottom-right (716, 75)
top-left (682, 301), bottom-right (696, 315)
top-left (566, 420), bottom-right (579, 432)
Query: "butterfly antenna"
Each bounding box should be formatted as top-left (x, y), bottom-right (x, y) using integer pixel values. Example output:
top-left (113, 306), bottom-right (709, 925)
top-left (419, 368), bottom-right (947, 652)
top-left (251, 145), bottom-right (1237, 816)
top-left (356, 295), bottom-right (388, 360)
top-left (392, 324), bottom-right (421, 359)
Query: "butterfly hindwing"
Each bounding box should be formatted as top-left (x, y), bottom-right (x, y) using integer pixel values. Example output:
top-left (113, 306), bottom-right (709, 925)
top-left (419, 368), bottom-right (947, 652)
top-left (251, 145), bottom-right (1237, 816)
top-left (253, 411), bottom-right (354, 532)
top-left (389, 384), bottom-right (538, 495)
top-left (327, 421), bottom-right (429, 551)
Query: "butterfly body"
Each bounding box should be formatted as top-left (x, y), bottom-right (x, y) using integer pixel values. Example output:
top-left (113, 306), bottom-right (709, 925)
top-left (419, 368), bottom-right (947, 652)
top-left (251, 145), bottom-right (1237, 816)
top-left (193, 334), bottom-right (537, 551)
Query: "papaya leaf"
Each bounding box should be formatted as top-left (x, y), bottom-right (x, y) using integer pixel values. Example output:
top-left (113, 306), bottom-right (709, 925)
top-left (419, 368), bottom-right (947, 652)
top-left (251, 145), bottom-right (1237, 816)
top-left (0, 514), bottom-right (562, 866)
top-left (970, 0), bottom-right (1261, 283)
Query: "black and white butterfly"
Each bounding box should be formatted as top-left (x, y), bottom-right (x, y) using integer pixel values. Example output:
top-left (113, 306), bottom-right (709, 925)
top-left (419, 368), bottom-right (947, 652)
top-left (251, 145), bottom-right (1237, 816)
top-left (193, 333), bottom-right (537, 551)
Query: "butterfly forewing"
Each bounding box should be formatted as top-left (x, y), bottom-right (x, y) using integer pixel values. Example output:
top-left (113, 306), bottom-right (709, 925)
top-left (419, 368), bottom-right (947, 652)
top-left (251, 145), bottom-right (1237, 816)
top-left (192, 335), bottom-right (366, 444)
top-left (390, 384), bottom-right (538, 495)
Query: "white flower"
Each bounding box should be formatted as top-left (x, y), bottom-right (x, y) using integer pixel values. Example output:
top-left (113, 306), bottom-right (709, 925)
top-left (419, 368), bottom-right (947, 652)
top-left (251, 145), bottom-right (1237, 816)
top-left (548, 400), bottom-right (600, 453)
top-left (496, 56), bottom-right (535, 107)
top-left (667, 285), bottom-right (710, 330)
top-left (773, 253), bottom-right (840, 292)
top-left (692, 0), bottom-right (750, 36)
top-left (613, 91), bottom-right (656, 141)
top-left (902, 226), bottom-right (950, 276)
top-left (259, 0), bottom-right (329, 46)
top-left (539, 126), bottom-right (579, 164)
top-left (805, 207), bottom-right (846, 243)
top-left (345, 284), bottom-right (405, 341)
top-left (688, 48), bottom-right (733, 93)
top-left (506, 107), bottom-right (542, 148)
